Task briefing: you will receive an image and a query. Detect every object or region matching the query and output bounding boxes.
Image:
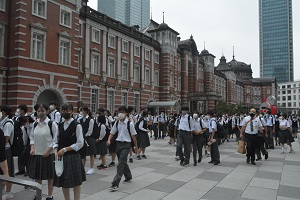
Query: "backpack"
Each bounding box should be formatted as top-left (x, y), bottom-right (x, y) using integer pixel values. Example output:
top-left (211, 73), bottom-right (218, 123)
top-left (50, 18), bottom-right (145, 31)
top-left (4, 120), bottom-right (24, 157)
top-left (210, 119), bottom-right (226, 139)
top-left (33, 120), bottom-right (54, 138)
top-left (115, 120), bottom-right (132, 137)
top-left (168, 119), bottom-right (176, 131)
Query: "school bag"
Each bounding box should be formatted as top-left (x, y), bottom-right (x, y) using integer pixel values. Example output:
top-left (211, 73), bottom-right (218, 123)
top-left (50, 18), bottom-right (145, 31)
top-left (168, 119), bottom-right (176, 131)
top-left (3, 119), bottom-right (24, 156)
top-left (210, 119), bottom-right (226, 139)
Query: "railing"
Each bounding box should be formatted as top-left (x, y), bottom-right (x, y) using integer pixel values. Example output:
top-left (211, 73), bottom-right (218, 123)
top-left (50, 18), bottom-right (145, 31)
top-left (0, 175), bottom-right (42, 200)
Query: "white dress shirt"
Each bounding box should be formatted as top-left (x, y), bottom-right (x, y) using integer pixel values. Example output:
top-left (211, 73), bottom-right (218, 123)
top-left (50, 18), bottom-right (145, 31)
top-left (0, 117), bottom-right (14, 146)
top-left (242, 116), bottom-right (262, 135)
top-left (193, 118), bottom-right (207, 131)
top-left (208, 118), bottom-right (217, 133)
top-left (178, 114), bottom-right (194, 132)
top-left (50, 109), bottom-right (61, 124)
top-left (139, 119), bottom-right (148, 132)
top-left (99, 124), bottom-right (106, 140)
top-left (80, 115), bottom-right (94, 137)
top-left (110, 117), bottom-right (137, 142)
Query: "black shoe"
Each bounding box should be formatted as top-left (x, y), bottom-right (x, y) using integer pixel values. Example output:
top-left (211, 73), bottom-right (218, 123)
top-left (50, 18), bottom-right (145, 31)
top-left (32, 196), bottom-right (37, 200)
top-left (109, 185), bottom-right (119, 192)
top-left (246, 158), bottom-right (250, 164)
top-left (180, 160), bottom-right (184, 166)
top-left (251, 161), bottom-right (256, 165)
top-left (265, 154), bottom-right (268, 160)
top-left (154, 138), bottom-right (157, 140)
top-left (214, 161), bottom-right (220, 166)
top-left (208, 160), bottom-right (214, 164)
top-left (183, 162), bottom-right (188, 167)
top-left (129, 158), bottom-right (133, 163)
top-left (137, 155), bottom-right (141, 160)
top-left (108, 162), bottom-right (115, 167)
top-left (141, 155), bottom-right (147, 159)
top-left (193, 163), bottom-right (197, 166)
top-left (46, 196), bottom-right (54, 200)
top-left (256, 158), bottom-right (262, 161)
top-left (24, 172), bottom-right (28, 177)
top-left (197, 159), bottom-right (201, 163)
top-left (123, 177), bottom-right (132, 183)
top-left (15, 171), bottom-right (25, 176)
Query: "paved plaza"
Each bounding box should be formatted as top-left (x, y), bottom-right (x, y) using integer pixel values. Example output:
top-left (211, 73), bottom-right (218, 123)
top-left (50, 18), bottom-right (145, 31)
top-left (10, 137), bottom-right (300, 200)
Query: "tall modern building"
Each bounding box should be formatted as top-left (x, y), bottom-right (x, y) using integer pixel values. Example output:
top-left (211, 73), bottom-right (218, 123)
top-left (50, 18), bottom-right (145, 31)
top-left (98, 0), bottom-right (150, 29)
top-left (259, 0), bottom-right (294, 83)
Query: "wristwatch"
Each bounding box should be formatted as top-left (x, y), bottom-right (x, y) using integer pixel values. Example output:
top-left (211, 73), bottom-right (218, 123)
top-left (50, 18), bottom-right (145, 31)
top-left (63, 148), bottom-right (67, 153)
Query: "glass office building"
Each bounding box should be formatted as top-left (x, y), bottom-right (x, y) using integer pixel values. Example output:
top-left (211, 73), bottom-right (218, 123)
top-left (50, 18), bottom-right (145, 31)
top-left (259, 0), bottom-right (293, 83)
top-left (98, 0), bottom-right (150, 29)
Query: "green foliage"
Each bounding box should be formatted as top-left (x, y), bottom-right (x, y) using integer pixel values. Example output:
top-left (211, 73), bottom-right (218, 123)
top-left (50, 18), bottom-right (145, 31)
top-left (214, 101), bottom-right (246, 116)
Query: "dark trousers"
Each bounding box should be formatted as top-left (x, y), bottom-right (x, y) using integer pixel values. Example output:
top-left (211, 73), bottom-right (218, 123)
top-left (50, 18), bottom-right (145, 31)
top-left (209, 133), bottom-right (220, 162)
top-left (267, 127), bottom-right (274, 148)
top-left (245, 133), bottom-right (257, 162)
top-left (233, 127), bottom-right (239, 139)
top-left (192, 135), bottom-right (204, 163)
top-left (112, 142), bottom-right (132, 187)
top-left (153, 124), bottom-right (158, 139)
top-left (177, 130), bottom-right (192, 164)
top-left (158, 123), bottom-right (165, 138)
top-left (17, 144), bottom-right (30, 173)
top-left (256, 136), bottom-right (268, 159)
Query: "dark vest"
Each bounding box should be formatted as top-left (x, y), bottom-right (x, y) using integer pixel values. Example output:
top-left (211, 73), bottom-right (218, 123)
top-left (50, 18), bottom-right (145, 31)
top-left (58, 120), bottom-right (79, 155)
top-left (100, 124), bottom-right (109, 142)
top-left (80, 117), bottom-right (91, 137)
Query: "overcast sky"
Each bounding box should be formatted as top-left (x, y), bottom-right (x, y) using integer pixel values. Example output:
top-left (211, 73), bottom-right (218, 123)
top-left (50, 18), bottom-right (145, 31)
top-left (88, 0), bottom-right (300, 80)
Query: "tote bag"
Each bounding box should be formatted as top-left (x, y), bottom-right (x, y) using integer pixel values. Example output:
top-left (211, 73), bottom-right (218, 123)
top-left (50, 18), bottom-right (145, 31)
top-left (54, 156), bottom-right (64, 177)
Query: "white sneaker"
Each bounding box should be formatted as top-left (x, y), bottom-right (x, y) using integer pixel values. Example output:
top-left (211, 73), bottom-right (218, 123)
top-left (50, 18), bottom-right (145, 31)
top-left (207, 153), bottom-right (211, 157)
top-left (86, 168), bottom-right (94, 175)
top-left (2, 192), bottom-right (13, 200)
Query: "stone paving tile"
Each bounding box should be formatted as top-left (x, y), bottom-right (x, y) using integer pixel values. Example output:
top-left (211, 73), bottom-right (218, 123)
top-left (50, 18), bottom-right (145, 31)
top-left (118, 180), bottom-right (153, 194)
top-left (195, 171), bottom-right (228, 182)
top-left (283, 164), bottom-right (300, 172)
top-left (249, 177), bottom-right (280, 190)
top-left (277, 185), bottom-right (300, 200)
top-left (241, 186), bottom-right (277, 200)
top-left (234, 164), bottom-right (259, 173)
top-left (152, 166), bottom-right (183, 175)
top-left (226, 170), bottom-right (255, 181)
top-left (253, 170), bottom-right (282, 180)
top-left (83, 173), bottom-right (108, 184)
top-left (134, 172), bottom-right (168, 183)
top-left (222, 156), bottom-right (245, 163)
top-left (283, 160), bottom-right (300, 166)
top-left (163, 188), bottom-right (207, 200)
top-left (207, 165), bottom-right (234, 174)
top-left (218, 160), bottom-right (241, 168)
top-left (140, 161), bottom-right (169, 169)
top-left (217, 177), bottom-right (250, 191)
top-left (202, 187), bottom-right (244, 200)
top-left (182, 179), bottom-right (218, 192)
top-left (81, 180), bottom-right (111, 194)
top-left (281, 170), bottom-right (300, 187)
top-left (277, 197), bottom-right (300, 200)
top-left (146, 179), bottom-right (185, 193)
top-left (121, 189), bottom-right (168, 200)
top-left (81, 190), bottom-right (129, 200)
top-left (166, 170), bottom-right (201, 182)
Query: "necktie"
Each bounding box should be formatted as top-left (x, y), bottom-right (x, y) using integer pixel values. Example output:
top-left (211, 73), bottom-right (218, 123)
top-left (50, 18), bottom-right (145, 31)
top-left (250, 121), bottom-right (253, 132)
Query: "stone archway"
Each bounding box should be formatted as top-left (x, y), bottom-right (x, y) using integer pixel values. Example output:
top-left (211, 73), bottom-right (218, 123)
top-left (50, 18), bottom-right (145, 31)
top-left (32, 85), bottom-right (66, 109)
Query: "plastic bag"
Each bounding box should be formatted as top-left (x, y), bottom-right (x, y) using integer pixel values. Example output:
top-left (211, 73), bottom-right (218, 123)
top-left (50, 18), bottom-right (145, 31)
top-left (54, 156), bottom-right (64, 177)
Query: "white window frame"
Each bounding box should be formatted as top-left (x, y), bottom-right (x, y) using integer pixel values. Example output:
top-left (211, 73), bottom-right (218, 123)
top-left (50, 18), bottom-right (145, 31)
top-left (134, 65), bottom-right (140, 83)
top-left (154, 51), bottom-right (159, 64)
top-left (0, 0), bottom-right (5, 12)
top-left (267, 88), bottom-right (271, 94)
top-left (32, 0), bottom-right (47, 19)
top-left (60, 6), bottom-right (72, 28)
top-left (107, 58), bottom-right (115, 77)
top-left (170, 53), bottom-right (174, 65)
top-left (0, 24), bottom-right (4, 57)
top-left (58, 37), bottom-right (71, 66)
top-left (91, 51), bottom-right (100, 74)
top-left (178, 59), bottom-right (181, 71)
top-left (30, 28), bottom-right (46, 60)
top-left (77, 48), bottom-right (83, 72)
top-left (145, 67), bottom-right (150, 84)
top-left (145, 49), bottom-right (150, 61)
top-left (108, 34), bottom-right (115, 48)
top-left (178, 77), bottom-right (181, 91)
top-left (122, 61), bottom-right (128, 80)
top-left (91, 88), bottom-right (99, 114)
top-left (134, 93), bottom-right (140, 111)
top-left (122, 39), bottom-right (129, 53)
top-left (92, 27), bottom-right (100, 44)
top-left (154, 71), bottom-right (159, 86)
top-left (170, 73), bottom-right (174, 87)
top-left (78, 20), bottom-right (83, 38)
top-left (134, 45), bottom-right (140, 57)
top-left (121, 92), bottom-right (128, 107)
top-left (107, 90), bottom-right (115, 113)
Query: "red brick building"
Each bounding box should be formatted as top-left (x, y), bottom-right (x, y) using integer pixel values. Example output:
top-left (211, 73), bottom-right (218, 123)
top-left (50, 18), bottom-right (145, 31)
top-left (0, 0), bottom-right (277, 114)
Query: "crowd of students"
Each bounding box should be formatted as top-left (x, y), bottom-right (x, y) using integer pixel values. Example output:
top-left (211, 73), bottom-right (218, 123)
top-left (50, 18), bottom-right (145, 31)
top-left (0, 103), bottom-right (298, 199)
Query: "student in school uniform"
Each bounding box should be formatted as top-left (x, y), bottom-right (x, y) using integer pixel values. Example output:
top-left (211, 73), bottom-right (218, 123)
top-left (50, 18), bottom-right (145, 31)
top-left (29, 104), bottom-right (58, 200)
top-left (53, 104), bottom-right (86, 200)
top-left (96, 115), bottom-right (109, 169)
top-left (279, 114), bottom-right (295, 154)
top-left (136, 111), bottom-right (151, 160)
top-left (207, 111), bottom-right (220, 166)
top-left (0, 127), bottom-right (9, 200)
top-left (49, 101), bottom-right (61, 124)
top-left (107, 106), bottom-right (138, 192)
top-left (78, 107), bottom-right (95, 175)
top-left (153, 112), bottom-right (159, 140)
top-left (0, 105), bottom-right (14, 200)
top-left (192, 111), bottom-right (207, 166)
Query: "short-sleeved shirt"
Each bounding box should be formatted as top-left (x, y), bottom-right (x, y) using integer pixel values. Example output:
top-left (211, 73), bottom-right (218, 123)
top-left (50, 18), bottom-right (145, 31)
top-left (242, 116), bottom-right (262, 135)
top-left (264, 115), bottom-right (275, 126)
top-left (193, 118), bottom-right (206, 131)
top-left (208, 118), bottom-right (217, 133)
top-left (178, 114), bottom-right (194, 132)
top-left (110, 118), bottom-right (137, 142)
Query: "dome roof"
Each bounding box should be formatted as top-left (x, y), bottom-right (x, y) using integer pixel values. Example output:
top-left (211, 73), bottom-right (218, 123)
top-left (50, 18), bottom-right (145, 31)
top-left (200, 49), bottom-right (209, 55)
top-left (227, 58), bottom-right (250, 70)
top-left (157, 22), bottom-right (169, 30)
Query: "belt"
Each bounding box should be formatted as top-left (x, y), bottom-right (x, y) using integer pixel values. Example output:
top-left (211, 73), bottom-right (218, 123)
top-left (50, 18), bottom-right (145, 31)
top-left (117, 141), bottom-right (130, 143)
top-left (179, 130), bottom-right (190, 132)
